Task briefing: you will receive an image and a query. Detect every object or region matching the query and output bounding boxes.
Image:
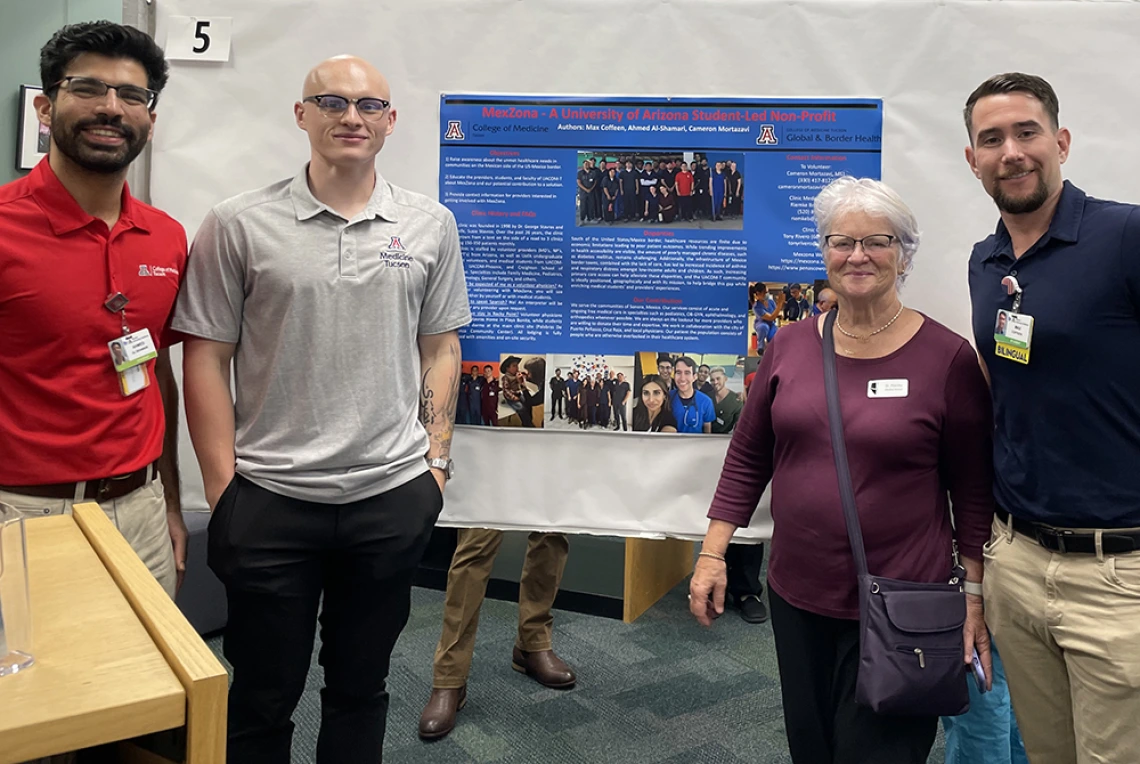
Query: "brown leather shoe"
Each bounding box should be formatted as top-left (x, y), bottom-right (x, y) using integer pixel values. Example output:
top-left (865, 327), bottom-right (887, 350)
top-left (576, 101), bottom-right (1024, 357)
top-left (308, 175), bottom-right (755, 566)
top-left (418, 687), bottom-right (466, 740)
top-left (511, 647), bottom-right (576, 689)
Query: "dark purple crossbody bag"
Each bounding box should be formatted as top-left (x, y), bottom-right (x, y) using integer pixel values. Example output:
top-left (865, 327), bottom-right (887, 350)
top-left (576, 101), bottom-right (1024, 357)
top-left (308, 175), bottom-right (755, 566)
top-left (821, 311), bottom-right (970, 717)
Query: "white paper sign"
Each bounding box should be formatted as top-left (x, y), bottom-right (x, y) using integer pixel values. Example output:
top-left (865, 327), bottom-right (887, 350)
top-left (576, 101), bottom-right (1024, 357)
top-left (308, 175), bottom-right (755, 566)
top-left (166, 17), bottom-right (232, 62)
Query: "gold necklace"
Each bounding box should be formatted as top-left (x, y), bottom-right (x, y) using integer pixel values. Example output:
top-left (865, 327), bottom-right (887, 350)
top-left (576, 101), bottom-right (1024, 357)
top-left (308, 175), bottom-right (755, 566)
top-left (835, 303), bottom-right (905, 341)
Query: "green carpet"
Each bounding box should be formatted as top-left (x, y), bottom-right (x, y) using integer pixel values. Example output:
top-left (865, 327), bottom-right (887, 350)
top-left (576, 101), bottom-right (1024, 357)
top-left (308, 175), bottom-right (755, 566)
top-left (208, 581), bottom-right (946, 762)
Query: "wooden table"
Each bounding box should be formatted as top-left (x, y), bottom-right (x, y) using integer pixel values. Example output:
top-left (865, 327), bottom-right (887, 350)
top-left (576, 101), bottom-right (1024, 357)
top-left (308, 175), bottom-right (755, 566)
top-left (0, 503), bottom-right (227, 763)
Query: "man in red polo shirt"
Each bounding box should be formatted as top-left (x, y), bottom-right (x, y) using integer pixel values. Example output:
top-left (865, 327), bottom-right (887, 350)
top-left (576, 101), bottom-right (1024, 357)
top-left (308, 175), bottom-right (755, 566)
top-left (675, 160), bottom-right (695, 221)
top-left (0, 21), bottom-right (187, 596)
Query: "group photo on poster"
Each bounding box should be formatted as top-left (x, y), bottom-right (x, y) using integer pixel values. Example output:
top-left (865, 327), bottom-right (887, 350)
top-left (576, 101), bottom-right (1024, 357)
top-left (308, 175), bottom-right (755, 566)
top-left (575, 152), bottom-right (745, 229)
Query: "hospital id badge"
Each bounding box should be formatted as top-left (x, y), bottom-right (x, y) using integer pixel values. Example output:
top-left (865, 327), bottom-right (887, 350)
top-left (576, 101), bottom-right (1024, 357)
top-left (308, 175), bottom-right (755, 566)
top-left (994, 309), bottom-right (1033, 365)
top-left (118, 364), bottom-right (151, 396)
top-left (108, 328), bottom-right (157, 373)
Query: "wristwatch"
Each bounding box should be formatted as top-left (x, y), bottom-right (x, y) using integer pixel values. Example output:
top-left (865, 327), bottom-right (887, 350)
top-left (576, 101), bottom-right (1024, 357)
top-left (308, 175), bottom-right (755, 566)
top-left (427, 457), bottom-right (454, 481)
top-left (963, 581), bottom-right (983, 597)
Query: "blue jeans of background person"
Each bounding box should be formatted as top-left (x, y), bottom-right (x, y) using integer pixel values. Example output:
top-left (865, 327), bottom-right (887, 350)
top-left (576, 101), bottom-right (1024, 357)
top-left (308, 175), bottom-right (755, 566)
top-left (941, 640), bottom-right (1028, 764)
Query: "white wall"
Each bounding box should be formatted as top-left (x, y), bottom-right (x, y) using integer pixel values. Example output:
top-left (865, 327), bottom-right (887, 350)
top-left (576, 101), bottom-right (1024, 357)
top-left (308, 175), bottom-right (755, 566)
top-left (147, 0), bottom-right (1140, 539)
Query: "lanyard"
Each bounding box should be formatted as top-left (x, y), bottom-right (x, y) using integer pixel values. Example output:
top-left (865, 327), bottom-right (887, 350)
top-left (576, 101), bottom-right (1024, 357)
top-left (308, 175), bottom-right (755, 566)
top-left (101, 231), bottom-right (130, 334)
top-left (1002, 275), bottom-right (1022, 313)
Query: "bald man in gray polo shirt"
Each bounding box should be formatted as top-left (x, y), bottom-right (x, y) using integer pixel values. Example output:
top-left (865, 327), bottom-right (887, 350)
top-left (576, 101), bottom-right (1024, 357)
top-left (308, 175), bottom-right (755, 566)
top-left (175, 56), bottom-right (469, 764)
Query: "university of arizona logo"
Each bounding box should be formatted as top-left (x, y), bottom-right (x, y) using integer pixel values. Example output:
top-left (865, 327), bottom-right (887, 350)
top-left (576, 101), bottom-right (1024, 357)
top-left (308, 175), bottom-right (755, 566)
top-left (444, 120), bottom-right (465, 141)
top-left (138, 264), bottom-right (152, 276)
top-left (388, 236), bottom-right (405, 251)
top-left (756, 124), bottom-right (778, 145)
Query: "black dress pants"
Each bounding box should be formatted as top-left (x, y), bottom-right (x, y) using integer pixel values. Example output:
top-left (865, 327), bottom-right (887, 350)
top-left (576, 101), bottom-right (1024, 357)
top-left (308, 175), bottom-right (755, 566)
top-left (725, 541), bottom-right (765, 601)
top-left (768, 588), bottom-right (938, 764)
top-left (208, 472), bottom-right (444, 764)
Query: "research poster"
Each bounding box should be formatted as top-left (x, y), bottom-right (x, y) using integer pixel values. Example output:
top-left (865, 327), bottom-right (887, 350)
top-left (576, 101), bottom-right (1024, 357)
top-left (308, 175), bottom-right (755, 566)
top-left (439, 94), bottom-right (882, 434)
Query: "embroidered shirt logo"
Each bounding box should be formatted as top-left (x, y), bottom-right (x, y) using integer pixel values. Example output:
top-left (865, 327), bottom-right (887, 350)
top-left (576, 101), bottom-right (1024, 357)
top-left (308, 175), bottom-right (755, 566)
top-left (388, 236), bottom-right (405, 251)
top-left (137, 265), bottom-right (180, 278)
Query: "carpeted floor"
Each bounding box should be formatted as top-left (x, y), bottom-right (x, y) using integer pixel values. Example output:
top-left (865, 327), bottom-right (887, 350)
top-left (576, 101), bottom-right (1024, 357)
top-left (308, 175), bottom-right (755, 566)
top-left (208, 581), bottom-right (946, 763)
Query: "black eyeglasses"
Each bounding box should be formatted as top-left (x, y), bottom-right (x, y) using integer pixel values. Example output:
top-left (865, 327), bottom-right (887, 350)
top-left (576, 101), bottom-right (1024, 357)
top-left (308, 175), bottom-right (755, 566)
top-left (52, 76), bottom-right (158, 109)
top-left (824, 234), bottom-right (897, 255)
top-left (302, 95), bottom-right (391, 121)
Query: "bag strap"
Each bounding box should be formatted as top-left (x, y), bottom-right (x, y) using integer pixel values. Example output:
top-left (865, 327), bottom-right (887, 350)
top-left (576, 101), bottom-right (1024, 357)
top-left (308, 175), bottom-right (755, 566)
top-left (822, 311), bottom-right (870, 579)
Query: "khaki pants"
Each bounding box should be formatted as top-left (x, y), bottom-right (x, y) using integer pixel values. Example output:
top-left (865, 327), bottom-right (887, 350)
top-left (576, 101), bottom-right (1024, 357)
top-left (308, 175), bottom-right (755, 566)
top-left (983, 515), bottom-right (1140, 764)
top-left (432, 528), bottom-right (569, 689)
top-left (0, 475), bottom-right (177, 598)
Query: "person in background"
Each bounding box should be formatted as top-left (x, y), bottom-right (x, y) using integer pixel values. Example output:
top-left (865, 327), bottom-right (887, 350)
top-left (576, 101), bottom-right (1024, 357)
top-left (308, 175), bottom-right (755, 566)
top-left (696, 363), bottom-right (716, 398)
top-left (480, 365), bottom-right (499, 426)
top-left (588, 156), bottom-right (604, 221)
top-left (631, 375), bottom-right (678, 433)
top-left (690, 176), bottom-right (993, 763)
top-left (656, 353), bottom-right (675, 392)
top-left (783, 283), bottom-right (811, 322)
top-left (658, 185), bottom-right (677, 223)
top-left (595, 372), bottom-right (611, 428)
top-left (669, 356), bottom-right (715, 434)
top-left (611, 371), bottom-right (631, 431)
top-left (601, 166), bottom-right (620, 223)
top-left (711, 160), bottom-right (726, 221)
top-left (813, 286), bottom-right (838, 315)
top-left (565, 369), bottom-right (581, 425)
top-left (549, 368), bottom-right (566, 421)
top-left (457, 366), bottom-right (473, 425)
top-left (676, 161), bottom-right (694, 220)
top-left (576, 158), bottom-right (594, 223)
top-left (693, 157), bottom-right (710, 219)
top-left (620, 159), bottom-right (640, 222)
top-left (644, 184), bottom-right (660, 222)
top-left (752, 282), bottom-right (781, 348)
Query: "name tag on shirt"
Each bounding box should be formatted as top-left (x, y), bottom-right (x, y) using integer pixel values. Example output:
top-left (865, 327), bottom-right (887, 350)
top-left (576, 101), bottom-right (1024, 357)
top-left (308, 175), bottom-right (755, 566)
top-left (994, 309), bottom-right (1033, 365)
top-left (867, 379), bottom-right (908, 398)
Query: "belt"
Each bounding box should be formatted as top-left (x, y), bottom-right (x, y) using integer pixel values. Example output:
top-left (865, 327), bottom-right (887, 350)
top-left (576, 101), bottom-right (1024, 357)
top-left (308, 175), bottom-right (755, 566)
top-left (996, 507), bottom-right (1140, 555)
top-left (0, 461), bottom-right (158, 503)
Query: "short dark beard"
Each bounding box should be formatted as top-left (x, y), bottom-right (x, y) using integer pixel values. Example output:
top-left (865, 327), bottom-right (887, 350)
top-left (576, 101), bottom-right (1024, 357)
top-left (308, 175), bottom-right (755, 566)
top-left (993, 172), bottom-right (1050, 215)
top-left (51, 111), bottom-right (147, 174)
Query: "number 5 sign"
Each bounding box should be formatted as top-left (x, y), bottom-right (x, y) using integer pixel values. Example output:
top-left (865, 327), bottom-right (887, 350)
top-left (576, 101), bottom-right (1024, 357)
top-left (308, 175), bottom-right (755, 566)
top-left (165, 17), bottom-right (232, 62)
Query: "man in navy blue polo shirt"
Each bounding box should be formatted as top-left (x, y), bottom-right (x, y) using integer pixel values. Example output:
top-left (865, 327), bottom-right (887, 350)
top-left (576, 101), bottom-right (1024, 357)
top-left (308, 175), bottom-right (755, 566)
top-left (964, 72), bottom-right (1140, 764)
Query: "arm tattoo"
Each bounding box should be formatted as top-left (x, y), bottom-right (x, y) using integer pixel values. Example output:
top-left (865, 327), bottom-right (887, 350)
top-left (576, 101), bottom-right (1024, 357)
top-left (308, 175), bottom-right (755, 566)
top-left (419, 336), bottom-right (461, 457)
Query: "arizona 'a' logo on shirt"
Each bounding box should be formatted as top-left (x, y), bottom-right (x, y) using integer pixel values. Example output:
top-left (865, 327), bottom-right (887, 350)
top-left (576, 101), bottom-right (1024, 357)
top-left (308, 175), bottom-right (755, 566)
top-left (388, 236), bottom-right (405, 251)
top-left (139, 264), bottom-right (152, 276)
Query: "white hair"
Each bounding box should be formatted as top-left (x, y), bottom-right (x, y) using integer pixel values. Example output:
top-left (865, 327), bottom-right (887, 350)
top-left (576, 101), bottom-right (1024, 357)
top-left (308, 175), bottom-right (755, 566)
top-left (813, 176), bottom-right (921, 288)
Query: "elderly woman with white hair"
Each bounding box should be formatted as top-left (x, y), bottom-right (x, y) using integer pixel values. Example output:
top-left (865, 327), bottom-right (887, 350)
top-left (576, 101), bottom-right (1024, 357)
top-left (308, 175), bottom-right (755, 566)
top-left (689, 176), bottom-right (995, 763)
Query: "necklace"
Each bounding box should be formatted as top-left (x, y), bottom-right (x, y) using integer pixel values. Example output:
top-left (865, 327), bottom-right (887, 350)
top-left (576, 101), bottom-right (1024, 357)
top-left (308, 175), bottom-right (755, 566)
top-left (835, 303), bottom-right (905, 341)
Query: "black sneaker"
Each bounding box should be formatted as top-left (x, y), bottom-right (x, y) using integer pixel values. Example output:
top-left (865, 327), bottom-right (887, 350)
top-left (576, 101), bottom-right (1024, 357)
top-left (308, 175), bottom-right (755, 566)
top-left (737, 594), bottom-right (769, 624)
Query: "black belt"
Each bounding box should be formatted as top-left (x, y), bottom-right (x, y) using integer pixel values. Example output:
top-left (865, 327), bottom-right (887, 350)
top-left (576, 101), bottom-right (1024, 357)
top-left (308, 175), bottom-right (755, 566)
top-left (0, 461), bottom-right (157, 503)
top-left (996, 507), bottom-right (1140, 555)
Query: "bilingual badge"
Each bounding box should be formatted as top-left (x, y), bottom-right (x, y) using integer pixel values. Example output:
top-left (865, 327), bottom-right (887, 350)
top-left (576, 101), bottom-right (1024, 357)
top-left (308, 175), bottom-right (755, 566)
top-left (994, 309), bottom-right (1034, 365)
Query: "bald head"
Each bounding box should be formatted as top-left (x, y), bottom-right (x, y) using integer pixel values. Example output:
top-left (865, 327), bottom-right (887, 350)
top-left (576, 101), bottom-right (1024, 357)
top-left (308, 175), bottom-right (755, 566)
top-left (295, 54), bottom-right (397, 171)
top-left (817, 287), bottom-right (838, 312)
top-left (302, 55), bottom-right (390, 101)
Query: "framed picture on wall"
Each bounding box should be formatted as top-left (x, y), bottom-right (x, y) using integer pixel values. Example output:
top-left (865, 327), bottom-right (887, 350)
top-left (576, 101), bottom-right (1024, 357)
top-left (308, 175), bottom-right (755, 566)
top-left (16, 85), bottom-right (48, 171)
